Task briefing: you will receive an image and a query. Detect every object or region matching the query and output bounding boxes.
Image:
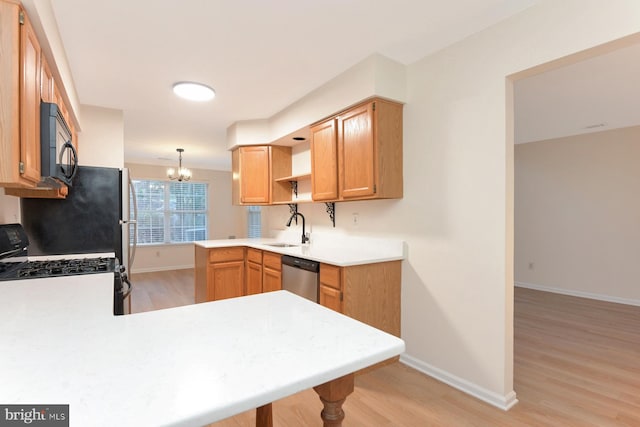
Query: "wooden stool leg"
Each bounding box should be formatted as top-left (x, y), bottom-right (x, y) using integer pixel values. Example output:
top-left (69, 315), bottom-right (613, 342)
top-left (313, 373), bottom-right (355, 427)
top-left (256, 403), bottom-right (273, 427)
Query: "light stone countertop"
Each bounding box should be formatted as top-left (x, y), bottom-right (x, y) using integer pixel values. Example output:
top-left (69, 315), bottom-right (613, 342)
top-left (194, 235), bottom-right (406, 266)
top-left (0, 275), bottom-right (405, 426)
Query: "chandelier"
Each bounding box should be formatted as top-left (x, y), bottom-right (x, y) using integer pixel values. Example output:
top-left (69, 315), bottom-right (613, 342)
top-left (167, 148), bottom-right (192, 182)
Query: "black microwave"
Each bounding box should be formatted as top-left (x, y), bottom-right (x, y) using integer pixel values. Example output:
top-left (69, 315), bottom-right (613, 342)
top-left (40, 102), bottom-right (78, 186)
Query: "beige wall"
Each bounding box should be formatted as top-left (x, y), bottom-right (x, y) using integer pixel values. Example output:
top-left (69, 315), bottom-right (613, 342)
top-left (125, 162), bottom-right (246, 273)
top-left (78, 105), bottom-right (124, 168)
top-left (515, 126), bottom-right (640, 305)
top-left (264, 0), bottom-right (640, 410)
top-left (0, 189), bottom-right (20, 224)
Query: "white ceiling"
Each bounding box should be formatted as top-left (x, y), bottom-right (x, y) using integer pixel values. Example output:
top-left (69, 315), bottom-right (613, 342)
top-left (47, 0), bottom-right (537, 170)
top-left (515, 41), bottom-right (640, 144)
top-left (46, 0), bottom-right (639, 172)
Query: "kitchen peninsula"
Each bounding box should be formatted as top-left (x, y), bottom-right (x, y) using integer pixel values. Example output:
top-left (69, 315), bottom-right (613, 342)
top-left (194, 237), bottom-right (405, 337)
top-left (0, 276), bottom-right (404, 426)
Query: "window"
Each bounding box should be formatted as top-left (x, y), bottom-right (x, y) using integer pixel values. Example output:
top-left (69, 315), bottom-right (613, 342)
top-left (131, 180), bottom-right (208, 245)
top-left (247, 206), bottom-right (262, 238)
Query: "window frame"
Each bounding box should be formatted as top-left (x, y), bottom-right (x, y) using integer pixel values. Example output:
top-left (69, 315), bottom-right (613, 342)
top-left (131, 179), bottom-right (208, 246)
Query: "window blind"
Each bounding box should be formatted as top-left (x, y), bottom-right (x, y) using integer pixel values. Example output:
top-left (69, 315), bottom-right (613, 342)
top-left (247, 206), bottom-right (262, 238)
top-left (131, 179), bottom-right (208, 245)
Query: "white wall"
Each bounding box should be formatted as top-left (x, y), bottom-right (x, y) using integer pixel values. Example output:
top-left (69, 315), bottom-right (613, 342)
top-left (125, 162), bottom-right (246, 273)
top-left (262, 0), bottom-right (640, 410)
top-left (78, 105), bottom-right (124, 168)
top-left (0, 190), bottom-right (20, 224)
top-left (515, 126), bottom-right (640, 305)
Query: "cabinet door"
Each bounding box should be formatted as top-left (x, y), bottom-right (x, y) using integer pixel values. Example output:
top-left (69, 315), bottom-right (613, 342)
top-left (320, 263), bottom-right (342, 312)
top-left (263, 267), bottom-right (281, 293)
top-left (19, 11), bottom-right (41, 185)
top-left (246, 260), bottom-right (263, 295)
top-left (319, 284), bottom-right (342, 313)
top-left (40, 56), bottom-right (54, 103)
top-left (338, 102), bottom-right (375, 199)
top-left (209, 260), bottom-right (244, 301)
top-left (310, 119), bottom-right (338, 201)
top-left (240, 146), bottom-right (270, 204)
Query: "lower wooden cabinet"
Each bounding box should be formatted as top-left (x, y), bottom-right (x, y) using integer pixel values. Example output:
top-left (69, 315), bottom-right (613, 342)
top-left (262, 251), bottom-right (282, 292)
top-left (196, 246), bottom-right (400, 339)
top-left (319, 284), bottom-right (342, 312)
top-left (246, 248), bottom-right (263, 295)
top-left (320, 261), bottom-right (401, 338)
top-left (209, 260), bottom-right (244, 301)
top-left (195, 246), bottom-right (245, 303)
top-left (319, 263), bottom-right (343, 313)
top-left (196, 246), bottom-right (283, 302)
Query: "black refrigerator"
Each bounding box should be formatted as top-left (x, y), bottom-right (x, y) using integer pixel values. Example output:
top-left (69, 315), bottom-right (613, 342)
top-left (20, 165), bottom-right (136, 272)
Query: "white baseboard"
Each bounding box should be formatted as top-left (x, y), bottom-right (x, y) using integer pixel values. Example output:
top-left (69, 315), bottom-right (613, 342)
top-left (515, 281), bottom-right (640, 307)
top-left (131, 265), bottom-right (194, 274)
top-left (399, 354), bottom-right (518, 411)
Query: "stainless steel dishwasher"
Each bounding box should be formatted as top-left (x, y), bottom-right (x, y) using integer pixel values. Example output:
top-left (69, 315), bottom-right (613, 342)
top-left (281, 255), bottom-right (319, 302)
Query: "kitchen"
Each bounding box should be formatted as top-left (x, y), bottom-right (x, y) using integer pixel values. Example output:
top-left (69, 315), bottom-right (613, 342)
top-left (2, 0), bottom-right (640, 426)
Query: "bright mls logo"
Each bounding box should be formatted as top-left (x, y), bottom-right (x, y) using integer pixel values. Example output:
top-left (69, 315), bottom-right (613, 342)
top-left (0, 405), bottom-right (68, 426)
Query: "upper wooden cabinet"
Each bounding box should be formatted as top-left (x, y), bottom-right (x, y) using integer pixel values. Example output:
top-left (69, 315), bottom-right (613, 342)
top-left (18, 8), bottom-right (41, 186)
top-left (231, 97), bottom-right (402, 205)
top-left (40, 56), bottom-right (54, 103)
top-left (1, 1), bottom-right (77, 197)
top-left (239, 146), bottom-right (270, 204)
top-left (311, 98), bottom-right (403, 202)
top-left (0, 1), bottom-right (41, 188)
top-left (232, 145), bottom-right (291, 205)
top-left (310, 119), bottom-right (339, 201)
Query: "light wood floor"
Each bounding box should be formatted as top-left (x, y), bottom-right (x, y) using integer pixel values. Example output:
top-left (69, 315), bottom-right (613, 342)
top-left (131, 270), bottom-right (640, 426)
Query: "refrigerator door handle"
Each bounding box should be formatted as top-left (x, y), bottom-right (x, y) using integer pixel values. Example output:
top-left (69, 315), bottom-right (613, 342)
top-left (128, 175), bottom-right (138, 271)
top-left (121, 274), bottom-right (133, 299)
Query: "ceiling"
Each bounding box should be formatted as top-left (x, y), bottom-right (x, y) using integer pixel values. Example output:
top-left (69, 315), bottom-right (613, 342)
top-left (515, 41), bottom-right (640, 144)
top-left (47, 0), bottom-right (537, 171)
top-left (45, 0), bottom-right (639, 172)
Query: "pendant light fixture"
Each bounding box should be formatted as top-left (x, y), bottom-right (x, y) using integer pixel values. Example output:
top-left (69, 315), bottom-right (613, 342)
top-left (167, 148), bottom-right (192, 182)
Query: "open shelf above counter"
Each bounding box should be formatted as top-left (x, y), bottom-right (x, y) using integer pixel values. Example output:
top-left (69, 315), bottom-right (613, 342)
top-left (274, 173), bottom-right (311, 183)
top-left (273, 173), bottom-right (312, 204)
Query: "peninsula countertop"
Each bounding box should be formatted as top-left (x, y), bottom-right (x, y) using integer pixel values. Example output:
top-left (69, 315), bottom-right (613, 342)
top-left (194, 235), bottom-right (406, 266)
top-left (0, 275), bottom-right (405, 426)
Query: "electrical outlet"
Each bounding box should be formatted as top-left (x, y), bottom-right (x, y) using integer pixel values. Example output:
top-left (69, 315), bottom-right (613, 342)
top-left (528, 262), bottom-right (534, 270)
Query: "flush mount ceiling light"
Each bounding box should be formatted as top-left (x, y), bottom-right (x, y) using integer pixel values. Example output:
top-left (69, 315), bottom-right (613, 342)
top-left (167, 148), bottom-right (192, 182)
top-left (172, 82), bottom-right (215, 102)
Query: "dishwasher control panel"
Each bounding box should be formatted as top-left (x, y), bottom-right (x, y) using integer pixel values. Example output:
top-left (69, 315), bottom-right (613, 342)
top-left (281, 255), bottom-right (319, 272)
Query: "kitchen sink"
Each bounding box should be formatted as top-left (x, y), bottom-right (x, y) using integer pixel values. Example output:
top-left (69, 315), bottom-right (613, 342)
top-left (265, 243), bottom-right (299, 248)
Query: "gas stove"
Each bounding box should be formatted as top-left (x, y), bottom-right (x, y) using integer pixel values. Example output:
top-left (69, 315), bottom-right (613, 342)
top-left (0, 224), bottom-right (119, 281)
top-left (0, 223), bottom-right (131, 315)
top-left (0, 257), bottom-right (117, 281)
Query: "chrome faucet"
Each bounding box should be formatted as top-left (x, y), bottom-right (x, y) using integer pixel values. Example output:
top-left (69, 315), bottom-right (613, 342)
top-left (286, 212), bottom-right (309, 244)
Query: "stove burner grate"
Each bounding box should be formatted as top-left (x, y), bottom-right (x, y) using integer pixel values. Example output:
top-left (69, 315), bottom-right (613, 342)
top-left (2, 257), bottom-right (116, 280)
